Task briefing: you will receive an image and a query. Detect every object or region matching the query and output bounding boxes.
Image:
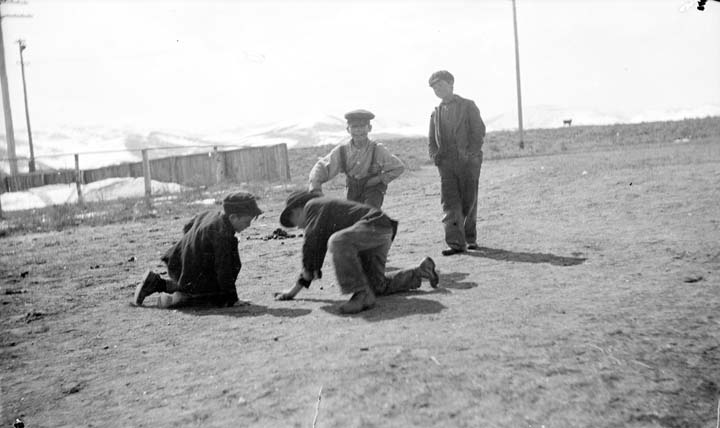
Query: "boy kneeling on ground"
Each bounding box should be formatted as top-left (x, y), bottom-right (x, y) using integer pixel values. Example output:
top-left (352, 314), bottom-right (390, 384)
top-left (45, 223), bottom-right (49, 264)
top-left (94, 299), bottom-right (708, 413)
top-left (134, 192), bottom-right (262, 309)
top-left (274, 190), bottom-right (440, 314)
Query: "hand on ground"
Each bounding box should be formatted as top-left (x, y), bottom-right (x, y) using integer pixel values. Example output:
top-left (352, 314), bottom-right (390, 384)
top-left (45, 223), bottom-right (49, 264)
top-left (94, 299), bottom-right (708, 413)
top-left (274, 291), bottom-right (295, 301)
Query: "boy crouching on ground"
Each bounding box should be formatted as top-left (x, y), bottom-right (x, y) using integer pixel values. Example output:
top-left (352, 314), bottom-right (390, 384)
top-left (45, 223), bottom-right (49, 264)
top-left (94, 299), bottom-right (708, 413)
top-left (273, 190), bottom-right (439, 314)
top-left (134, 192), bottom-right (262, 309)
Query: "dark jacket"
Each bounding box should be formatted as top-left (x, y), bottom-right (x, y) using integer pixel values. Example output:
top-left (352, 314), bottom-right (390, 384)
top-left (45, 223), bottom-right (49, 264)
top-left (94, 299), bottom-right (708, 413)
top-left (428, 94), bottom-right (486, 164)
top-left (161, 211), bottom-right (241, 296)
top-left (301, 197), bottom-right (398, 274)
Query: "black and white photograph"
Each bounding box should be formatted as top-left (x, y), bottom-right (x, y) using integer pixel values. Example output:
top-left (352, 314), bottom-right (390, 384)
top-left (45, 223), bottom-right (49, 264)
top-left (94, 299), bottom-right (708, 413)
top-left (1, 0), bottom-right (718, 426)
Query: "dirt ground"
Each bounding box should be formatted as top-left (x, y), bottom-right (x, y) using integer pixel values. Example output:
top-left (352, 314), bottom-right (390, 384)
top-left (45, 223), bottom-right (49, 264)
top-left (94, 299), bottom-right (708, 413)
top-left (1, 140), bottom-right (719, 428)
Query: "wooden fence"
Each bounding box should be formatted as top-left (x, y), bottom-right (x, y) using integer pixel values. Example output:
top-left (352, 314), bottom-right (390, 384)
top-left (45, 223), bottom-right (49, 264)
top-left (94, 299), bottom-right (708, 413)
top-left (0, 144), bottom-right (291, 215)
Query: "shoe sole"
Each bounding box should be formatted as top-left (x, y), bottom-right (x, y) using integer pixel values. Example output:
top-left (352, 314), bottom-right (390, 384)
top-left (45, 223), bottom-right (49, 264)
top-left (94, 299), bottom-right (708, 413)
top-left (134, 270), bottom-right (157, 306)
top-left (430, 271), bottom-right (439, 288)
top-left (133, 282), bottom-right (145, 306)
top-left (423, 257), bottom-right (440, 288)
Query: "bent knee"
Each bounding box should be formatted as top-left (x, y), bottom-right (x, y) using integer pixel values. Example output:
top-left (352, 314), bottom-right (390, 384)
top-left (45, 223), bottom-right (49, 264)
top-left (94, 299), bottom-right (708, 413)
top-left (328, 231), bottom-right (354, 253)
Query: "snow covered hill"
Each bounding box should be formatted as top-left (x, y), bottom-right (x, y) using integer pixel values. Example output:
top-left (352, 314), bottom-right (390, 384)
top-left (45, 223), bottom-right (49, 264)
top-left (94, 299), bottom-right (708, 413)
top-left (1, 105), bottom-right (719, 175)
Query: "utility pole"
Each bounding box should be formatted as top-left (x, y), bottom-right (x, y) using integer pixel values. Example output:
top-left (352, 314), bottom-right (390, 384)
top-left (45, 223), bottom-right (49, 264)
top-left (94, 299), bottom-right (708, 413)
top-left (17, 38), bottom-right (33, 171)
top-left (511, 0), bottom-right (525, 149)
top-left (0, 6), bottom-right (17, 174)
top-left (0, 0), bottom-right (30, 175)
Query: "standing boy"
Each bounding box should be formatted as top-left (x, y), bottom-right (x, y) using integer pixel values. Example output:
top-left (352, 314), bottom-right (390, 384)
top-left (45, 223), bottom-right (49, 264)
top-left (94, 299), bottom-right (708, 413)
top-left (308, 109), bottom-right (405, 208)
top-left (427, 70), bottom-right (486, 256)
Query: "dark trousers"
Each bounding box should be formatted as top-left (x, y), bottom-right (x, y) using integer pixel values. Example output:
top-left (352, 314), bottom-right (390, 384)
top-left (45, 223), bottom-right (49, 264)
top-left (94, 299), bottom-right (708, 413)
top-left (161, 269), bottom-right (237, 308)
top-left (328, 220), bottom-right (421, 295)
top-left (437, 156), bottom-right (482, 250)
top-left (346, 177), bottom-right (387, 209)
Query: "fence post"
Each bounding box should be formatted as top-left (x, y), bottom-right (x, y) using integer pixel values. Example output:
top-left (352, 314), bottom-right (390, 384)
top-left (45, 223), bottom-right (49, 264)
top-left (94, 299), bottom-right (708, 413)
top-left (282, 143), bottom-right (291, 182)
top-left (0, 175), bottom-right (4, 219)
top-left (142, 149), bottom-right (152, 209)
top-left (74, 154), bottom-right (84, 207)
top-left (213, 146), bottom-right (225, 184)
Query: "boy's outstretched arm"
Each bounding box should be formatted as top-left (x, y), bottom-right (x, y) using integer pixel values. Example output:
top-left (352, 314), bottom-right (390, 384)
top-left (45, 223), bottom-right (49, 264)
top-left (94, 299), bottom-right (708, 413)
top-left (274, 268), bottom-right (320, 301)
top-left (274, 281), bottom-right (304, 301)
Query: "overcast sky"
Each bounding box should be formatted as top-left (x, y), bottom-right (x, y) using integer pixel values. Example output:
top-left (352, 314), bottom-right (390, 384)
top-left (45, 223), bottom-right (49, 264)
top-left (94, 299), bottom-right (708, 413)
top-left (0, 0), bottom-right (718, 134)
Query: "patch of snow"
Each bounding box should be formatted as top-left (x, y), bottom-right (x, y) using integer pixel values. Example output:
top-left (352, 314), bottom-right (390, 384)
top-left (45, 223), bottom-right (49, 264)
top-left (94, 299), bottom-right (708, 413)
top-left (1, 177), bottom-right (188, 212)
top-left (191, 198), bottom-right (218, 206)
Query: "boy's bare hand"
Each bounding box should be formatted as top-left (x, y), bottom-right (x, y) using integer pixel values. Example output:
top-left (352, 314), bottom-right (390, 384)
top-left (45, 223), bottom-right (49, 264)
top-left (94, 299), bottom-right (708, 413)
top-left (274, 291), bottom-right (295, 301)
top-left (365, 176), bottom-right (383, 187)
top-left (274, 280), bottom-right (304, 301)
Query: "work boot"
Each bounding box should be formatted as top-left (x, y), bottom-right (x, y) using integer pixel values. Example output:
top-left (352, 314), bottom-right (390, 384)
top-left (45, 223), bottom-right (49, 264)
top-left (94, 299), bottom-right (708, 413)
top-left (339, 289), bottom-right (376, 314)
top-left (134, 270), bottom-right (163, 306)
top-left (441, 248), bottom-right (465, 256)
top-left (467, 243), bottom-right (481, 250)
top-left (418, 256), bottom-right (440, 288)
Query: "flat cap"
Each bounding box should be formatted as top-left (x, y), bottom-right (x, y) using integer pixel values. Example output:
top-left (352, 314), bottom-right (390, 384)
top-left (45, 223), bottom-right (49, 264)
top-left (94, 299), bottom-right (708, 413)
top-left (344, 109), bottom-right (375, 124)
top-left (222, 192), bottom-right (262, 217)
top-left (428, 70), bottom-right (454, 86)
top-left (279, 190), bottom-right (322, 228)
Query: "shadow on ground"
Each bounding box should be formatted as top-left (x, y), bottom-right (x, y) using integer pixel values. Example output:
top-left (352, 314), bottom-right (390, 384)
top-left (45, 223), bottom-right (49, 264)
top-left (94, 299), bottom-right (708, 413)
top-left (175, 303), bottom-right (312, 318)
top-left (467, 246), bottom-right (587, 266)
top-left (438, 272), bottom-right (478, 289)
top-left (319, 294), bottom-right (446, 321)
top-left (295, 298), bottom-right (343, 304)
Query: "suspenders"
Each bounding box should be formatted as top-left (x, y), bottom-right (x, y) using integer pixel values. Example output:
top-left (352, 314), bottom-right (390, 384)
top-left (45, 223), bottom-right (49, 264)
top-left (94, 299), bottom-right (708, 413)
top-left (339, 142), bottom-right (377, 177)
top-left (340, 141), bottom-right (385, 205)
top-left (339, 145), bottom-right (347, 174)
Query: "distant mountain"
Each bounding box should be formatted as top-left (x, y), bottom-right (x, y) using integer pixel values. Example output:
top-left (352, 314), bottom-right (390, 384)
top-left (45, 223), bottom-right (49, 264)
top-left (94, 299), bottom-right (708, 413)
top-left (0, 126), bottom-right (201, 174)
top-left (204, 114), bottom-right (425, 148)
top-left (486, 104), bottom-right (720, 130)
top-left (204, 114), bottom-right (348, 148)
top-left (1, 106), bottom-right (718, 174)
top-left (485, 105), bottom-right (622, 130)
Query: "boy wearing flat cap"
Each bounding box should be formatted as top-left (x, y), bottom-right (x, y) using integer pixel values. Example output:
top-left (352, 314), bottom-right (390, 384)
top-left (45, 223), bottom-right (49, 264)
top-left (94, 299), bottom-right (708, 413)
top-left (273, 190), bottom-right (439, 314)
top-left (427, 70), bottom-right (486, 256)
top-left (133, 192), bottom-right (262, 308)
top-left (308, 109), bottom-right (405, 209)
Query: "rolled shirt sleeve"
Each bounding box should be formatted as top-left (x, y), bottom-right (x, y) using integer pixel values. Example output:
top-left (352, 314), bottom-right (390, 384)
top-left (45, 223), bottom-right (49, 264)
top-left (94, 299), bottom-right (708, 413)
top-left (308, 146), bottom-right (344, 191)
top-left (374, 144), bottom-right (405, 185)
top-left (300, 204), bottom-right (328, 276)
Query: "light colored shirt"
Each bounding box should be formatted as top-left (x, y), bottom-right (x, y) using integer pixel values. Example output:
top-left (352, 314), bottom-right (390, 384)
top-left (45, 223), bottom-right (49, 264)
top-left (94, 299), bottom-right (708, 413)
top-left (308, 139), bottom-right (405, 191)
top-left (438, 95), bottom-right (461, 151)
